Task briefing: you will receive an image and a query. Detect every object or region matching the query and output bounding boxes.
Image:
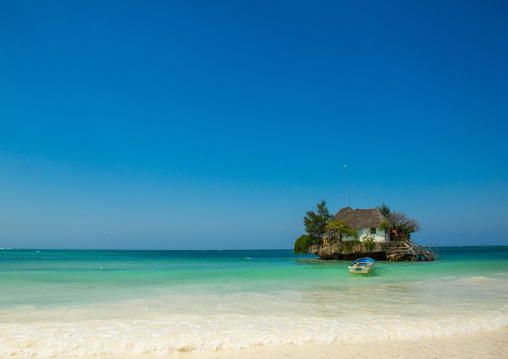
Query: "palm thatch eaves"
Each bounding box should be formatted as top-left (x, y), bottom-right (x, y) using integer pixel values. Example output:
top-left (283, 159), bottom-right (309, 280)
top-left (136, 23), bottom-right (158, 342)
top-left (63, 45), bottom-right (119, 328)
top-left (331, 207), bottom-right (386, 229)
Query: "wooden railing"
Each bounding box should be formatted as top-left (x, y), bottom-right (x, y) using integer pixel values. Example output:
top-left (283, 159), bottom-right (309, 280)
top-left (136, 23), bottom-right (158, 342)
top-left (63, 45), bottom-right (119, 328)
top-left (385, 237), bottom-right (438, 261)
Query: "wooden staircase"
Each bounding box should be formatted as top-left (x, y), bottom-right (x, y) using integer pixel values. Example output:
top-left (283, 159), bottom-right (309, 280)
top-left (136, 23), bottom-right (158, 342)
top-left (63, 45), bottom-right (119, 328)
top-left (385, 236), bottom-right (438, 261)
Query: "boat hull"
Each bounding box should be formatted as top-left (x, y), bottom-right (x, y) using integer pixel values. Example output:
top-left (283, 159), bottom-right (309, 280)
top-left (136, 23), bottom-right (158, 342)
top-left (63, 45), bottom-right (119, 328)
top-left (348, 265), bottom-right (373, 273)
top-left (348, 257), bottom-right (375, 274)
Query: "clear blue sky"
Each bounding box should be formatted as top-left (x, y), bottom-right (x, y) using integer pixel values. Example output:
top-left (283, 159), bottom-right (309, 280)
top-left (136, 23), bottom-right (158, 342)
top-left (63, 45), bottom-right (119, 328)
top-left (1, 0), bottom-right (507, 249)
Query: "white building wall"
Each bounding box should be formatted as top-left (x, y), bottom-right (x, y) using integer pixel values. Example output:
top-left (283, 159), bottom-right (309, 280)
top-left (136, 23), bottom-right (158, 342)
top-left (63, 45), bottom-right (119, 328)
top-left (345, 227), bottom-right (387, 242)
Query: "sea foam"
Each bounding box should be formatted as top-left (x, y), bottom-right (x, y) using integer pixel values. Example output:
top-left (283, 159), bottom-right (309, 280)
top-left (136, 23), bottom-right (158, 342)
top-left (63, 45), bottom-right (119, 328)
top-left (1, 313), bottom-right (507, 357)
top-left (1, 248), bottom-right (508, 358)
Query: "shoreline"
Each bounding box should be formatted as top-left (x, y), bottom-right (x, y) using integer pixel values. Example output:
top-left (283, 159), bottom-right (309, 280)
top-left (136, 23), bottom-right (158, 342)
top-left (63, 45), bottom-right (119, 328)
top-left (3, 248), bottom-right (506, 358)
top-left (83, 328), bottom-right (508, 359)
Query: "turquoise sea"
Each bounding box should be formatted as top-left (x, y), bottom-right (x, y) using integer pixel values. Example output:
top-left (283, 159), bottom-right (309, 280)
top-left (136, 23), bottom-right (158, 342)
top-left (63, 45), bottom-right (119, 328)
top-left (1, 246), bottom-right (507, 357)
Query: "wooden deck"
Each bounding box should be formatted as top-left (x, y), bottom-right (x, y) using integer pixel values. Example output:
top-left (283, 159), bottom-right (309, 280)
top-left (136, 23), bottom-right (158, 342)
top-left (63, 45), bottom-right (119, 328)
top-left (384, 236), bottom-right (438, 261)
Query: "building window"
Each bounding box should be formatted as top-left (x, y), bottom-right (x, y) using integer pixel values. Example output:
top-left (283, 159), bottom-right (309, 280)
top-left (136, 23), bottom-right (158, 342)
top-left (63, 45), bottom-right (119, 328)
top-left (370, 228), bottom-right (376, 234)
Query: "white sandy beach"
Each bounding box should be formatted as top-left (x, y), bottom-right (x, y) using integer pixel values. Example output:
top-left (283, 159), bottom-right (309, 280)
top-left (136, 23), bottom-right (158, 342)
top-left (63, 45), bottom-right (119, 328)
top-left (85, 329), bottom-right (507, 359)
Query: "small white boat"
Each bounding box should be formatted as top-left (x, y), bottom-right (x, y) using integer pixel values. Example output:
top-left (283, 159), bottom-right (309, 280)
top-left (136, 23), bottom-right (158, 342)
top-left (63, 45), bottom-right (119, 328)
top-left (348, 257), bottom-right (375, 273)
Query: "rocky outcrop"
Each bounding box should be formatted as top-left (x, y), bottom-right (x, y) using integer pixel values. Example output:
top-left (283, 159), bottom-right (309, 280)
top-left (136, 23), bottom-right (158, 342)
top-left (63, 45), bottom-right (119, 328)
top-left (307, 240), bottom-right (434, 261)
top-left (307, 242), bottom-right (389, 261)
top-left (386, 253), bottom-right (417, 261)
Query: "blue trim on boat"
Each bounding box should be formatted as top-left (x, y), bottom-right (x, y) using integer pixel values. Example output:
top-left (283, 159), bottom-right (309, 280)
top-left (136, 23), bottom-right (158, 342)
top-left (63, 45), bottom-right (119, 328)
top-left (349, 257), bottom-right (375, 266)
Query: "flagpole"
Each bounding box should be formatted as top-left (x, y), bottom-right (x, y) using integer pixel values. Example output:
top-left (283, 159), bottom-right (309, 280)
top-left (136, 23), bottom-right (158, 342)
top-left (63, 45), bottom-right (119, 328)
top-left (345, 165), bottom-right (351, 207)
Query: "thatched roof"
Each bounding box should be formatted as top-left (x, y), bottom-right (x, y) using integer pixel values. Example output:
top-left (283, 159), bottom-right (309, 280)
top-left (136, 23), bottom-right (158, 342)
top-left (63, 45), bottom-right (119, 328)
top-left (331, 207), bottom-right (386, 229)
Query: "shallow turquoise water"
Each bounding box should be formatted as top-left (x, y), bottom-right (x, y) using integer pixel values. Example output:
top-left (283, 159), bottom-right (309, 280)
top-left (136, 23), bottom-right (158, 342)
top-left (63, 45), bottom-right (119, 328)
top-left (1, 246), bottom-right (507, 357)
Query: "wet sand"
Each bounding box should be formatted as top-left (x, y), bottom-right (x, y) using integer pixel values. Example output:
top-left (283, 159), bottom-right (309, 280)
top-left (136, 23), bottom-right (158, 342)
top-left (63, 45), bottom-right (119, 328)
top-left (87, 328), bottom-right (507, 359)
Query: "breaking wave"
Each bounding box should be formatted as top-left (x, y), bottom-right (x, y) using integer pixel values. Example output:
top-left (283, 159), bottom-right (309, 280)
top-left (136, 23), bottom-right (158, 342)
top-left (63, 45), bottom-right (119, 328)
top-left (1, 313), bottom-right (507, 358)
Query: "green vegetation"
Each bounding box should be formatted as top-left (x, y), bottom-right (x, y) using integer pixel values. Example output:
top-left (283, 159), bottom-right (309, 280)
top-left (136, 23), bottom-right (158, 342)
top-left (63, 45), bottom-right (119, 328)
top-left (343, 238), bottom-right (361, 253)
top-left (377, 202), bottom-right (391, 217)
top-left (294, 234), bottom-right (321, 255)
top-left (294, 201), bottom-right (360, 255)
top-left (326, 220), bottom-right (358, 242)
top-left (294, 201), bottom-right (333, 255)
top-left (377, 203), bottom-right (421, 237)
top-left (303, 200), bottom-right (333, 239)
top-left (361, 232), bottom-right (376, 251)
